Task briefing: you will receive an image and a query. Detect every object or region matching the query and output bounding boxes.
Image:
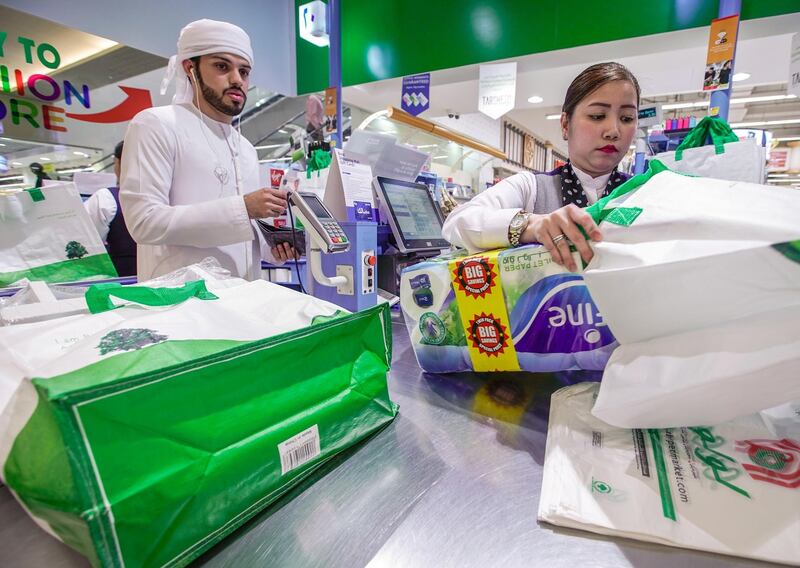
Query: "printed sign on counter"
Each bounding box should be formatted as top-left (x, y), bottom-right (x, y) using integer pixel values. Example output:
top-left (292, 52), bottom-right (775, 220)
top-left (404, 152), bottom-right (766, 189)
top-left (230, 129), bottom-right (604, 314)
top-left (324, 149), bottom-right (375, 222)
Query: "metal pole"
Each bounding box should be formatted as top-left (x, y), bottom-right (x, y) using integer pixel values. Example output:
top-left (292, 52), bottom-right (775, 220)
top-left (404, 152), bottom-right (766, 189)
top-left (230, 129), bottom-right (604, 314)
top-left (327, 0), bottom-right (343, 147)
top-left (709, 0), bottom-right (742, 122)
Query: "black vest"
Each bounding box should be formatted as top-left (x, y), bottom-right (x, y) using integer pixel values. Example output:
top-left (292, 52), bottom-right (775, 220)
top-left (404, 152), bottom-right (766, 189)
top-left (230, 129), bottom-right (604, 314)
top-left (106, 187), bottom-right (137, 276)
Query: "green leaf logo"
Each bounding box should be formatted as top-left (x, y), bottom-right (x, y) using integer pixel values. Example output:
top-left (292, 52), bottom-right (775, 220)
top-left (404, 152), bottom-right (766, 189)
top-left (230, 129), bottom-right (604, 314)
top-left (97, 328), bottom-right (168, 355)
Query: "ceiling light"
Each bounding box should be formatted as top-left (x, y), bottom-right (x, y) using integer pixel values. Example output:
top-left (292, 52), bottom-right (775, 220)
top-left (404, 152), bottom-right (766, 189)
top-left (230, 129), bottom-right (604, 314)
top-left (254, 144), bottom-right (286, 150)
top-left (11, 162), bottom-right (22, 166)
top-left (527, 95), bottom-right (543, 104)
top-left (0, 143), bottom-right (5, 147)
top-left (546, 114), bottom-right (561, 120)
top-left (775, 136), bottom-right (800, 142)
top-left (730, 119), bottom-right (800, 128)
top-left (39, 157), bottom-right (50, 161)
top-left (278, 129), bottom-right (288, 134)
top-left (73, 151), bottom-right (89, 156)
top-left (732, 72), bottom-right (750, 82)
top-left (661, 101), bottom-right (710, 110)
top-left (731, 94), bottom-right (796, 104)
top-left (0, 175), bottom-right (24, 181)
top-left (432, 155), bottom-right (449, 160)
top-left (416, 144), bottom-right (438, 149)
top-left (768, 174), bottom-right (789, 178)
top-left (662, 94), bottom-right (797, 111)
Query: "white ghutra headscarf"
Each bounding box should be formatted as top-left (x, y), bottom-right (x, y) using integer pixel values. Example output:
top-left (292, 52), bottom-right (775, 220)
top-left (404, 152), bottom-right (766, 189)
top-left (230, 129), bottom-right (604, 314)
top-left (160, 19), bottom-right (254, 105)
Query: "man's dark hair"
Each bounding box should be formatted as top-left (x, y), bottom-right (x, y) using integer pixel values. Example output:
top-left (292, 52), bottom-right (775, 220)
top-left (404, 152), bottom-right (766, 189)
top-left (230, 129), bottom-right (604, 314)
top-left (114, 141), bottom-right (124, 160)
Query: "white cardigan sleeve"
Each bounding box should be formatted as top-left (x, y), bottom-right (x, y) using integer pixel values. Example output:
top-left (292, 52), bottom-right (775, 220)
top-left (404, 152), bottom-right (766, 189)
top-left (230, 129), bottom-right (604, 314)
top-left (441, 172), bottom-right (538, 253)
top-left (119, 111), bottom-right (253, 248)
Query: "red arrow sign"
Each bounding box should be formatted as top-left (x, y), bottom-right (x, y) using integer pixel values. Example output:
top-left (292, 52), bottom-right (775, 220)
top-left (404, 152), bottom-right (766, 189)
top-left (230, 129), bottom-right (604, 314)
top-left (66, 86), bottom-right (152, 124)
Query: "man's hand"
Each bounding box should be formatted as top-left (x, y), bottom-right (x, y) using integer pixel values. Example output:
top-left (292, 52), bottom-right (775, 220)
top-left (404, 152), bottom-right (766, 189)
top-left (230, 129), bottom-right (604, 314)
top-left (271, 242), bottom-right (300, 262)
top-left (244, 188), bottom-right (288, 219)
top-left (520, 204), bottom-right (602, 271)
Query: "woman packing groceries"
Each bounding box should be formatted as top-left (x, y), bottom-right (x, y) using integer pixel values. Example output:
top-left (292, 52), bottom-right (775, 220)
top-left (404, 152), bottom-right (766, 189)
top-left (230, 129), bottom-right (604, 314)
top-left (442, 62), bottom-right (639, 272)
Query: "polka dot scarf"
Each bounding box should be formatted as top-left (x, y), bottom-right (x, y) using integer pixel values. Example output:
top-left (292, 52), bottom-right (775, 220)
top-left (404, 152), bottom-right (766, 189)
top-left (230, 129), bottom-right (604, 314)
top-left (558, 161), bottom-right (628, 208)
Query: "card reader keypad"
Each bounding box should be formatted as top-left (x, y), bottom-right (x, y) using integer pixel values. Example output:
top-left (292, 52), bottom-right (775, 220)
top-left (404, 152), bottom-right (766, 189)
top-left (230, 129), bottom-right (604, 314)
top-left (323, 221), bottom-right (348, 244)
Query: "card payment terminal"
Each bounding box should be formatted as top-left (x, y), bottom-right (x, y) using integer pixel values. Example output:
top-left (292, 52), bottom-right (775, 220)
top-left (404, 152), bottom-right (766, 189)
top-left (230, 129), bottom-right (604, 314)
top-left (288, 192), bottom-right (350, 254)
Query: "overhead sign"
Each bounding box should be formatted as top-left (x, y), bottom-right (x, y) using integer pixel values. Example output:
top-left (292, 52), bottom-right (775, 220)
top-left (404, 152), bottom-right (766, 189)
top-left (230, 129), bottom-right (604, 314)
top-left (0, 31), bottom-right (152, 133)
top-left (702, 14), bottom-right (739, 91)
top-left (478, 62), bottom-right (516, 120)
top-left (298, 1), bottom-right (329, 47)
top-left (401, 73), bottom-right (430, 116)
top-left (790, 33), bottom-right (800, 97)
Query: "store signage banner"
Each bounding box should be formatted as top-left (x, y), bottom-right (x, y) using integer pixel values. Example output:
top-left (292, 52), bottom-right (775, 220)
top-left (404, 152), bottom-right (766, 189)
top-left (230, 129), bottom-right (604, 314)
top-left (789, 33), bottom-right (800, 98)
top-left (0, 31), bottom-right (153, 137)
top-left (400, 73), bottom-right (430, 116)
top-left (702, 15), bottom-right (739, 91)
top-left (478, 62), bottom-right (516, 119)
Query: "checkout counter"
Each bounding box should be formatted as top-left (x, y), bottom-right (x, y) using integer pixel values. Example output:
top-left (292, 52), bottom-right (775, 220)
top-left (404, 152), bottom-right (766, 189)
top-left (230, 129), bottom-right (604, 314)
top-left (0, 313), bottom-right (763, 567)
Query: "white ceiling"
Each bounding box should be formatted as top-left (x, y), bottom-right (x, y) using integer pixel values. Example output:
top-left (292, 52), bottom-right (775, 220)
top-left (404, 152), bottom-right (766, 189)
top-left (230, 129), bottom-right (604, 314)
top-left (342, 13), bottom-right (800, 147)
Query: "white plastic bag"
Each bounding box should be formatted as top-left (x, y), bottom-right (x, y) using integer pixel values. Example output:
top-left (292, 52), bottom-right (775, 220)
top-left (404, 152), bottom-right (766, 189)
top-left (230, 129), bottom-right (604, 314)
top-left (0, 182), bottom-right (116, 286)
top-left (539, 383), bottom-right (800, 566)
top-left (583, 165), bottom-right (800, 428)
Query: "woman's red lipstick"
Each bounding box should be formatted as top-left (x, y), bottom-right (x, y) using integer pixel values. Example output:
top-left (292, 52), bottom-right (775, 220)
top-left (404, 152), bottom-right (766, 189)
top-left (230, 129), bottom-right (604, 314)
top-left (598, 145), bottom-right (618, 154)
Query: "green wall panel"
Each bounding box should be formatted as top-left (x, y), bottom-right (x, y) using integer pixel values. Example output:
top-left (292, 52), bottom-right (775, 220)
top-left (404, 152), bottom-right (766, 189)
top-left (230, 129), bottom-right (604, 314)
top-left (296, 0), bottom-right (800, 94)
top-left (296, 0), bottom-right (332, 96)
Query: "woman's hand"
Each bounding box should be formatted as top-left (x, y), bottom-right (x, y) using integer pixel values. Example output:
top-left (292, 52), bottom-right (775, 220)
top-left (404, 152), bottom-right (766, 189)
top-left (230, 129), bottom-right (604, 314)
top-left (520, 204), bottom-right (603, 271)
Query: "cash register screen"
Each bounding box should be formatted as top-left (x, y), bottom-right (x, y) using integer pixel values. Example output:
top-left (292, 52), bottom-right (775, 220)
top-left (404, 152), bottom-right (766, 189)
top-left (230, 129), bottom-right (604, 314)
top-left (374, 176), bottom-right (449, 253)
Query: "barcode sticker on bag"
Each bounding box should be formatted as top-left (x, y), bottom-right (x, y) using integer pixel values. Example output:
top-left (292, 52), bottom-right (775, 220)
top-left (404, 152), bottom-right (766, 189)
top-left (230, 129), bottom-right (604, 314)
top-left (278, 425), bottom-right (321, 475)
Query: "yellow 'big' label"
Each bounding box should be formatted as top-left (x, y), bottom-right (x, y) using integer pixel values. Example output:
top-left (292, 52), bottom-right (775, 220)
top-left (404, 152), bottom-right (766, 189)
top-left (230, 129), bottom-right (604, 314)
top-left (449, 250), bottom-right (520, 372)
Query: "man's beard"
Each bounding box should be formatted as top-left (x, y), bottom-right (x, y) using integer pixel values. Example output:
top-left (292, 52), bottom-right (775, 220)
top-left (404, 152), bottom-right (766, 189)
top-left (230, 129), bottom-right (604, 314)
top-left (196, 68), bottom-right (246, 117)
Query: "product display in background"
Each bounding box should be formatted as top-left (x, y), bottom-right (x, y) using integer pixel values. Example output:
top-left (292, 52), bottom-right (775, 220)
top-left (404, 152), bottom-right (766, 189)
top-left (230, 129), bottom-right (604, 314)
top-left (400, 245), bottom-right (616, 374)
top-left (539, 383), bottom-right (800, 566)
top-left (0, 183), bottom-right (117, 287)
top-left (655, 116), bottom-right (766, 183)
top-left (583, 161), bottom-right (800, 428)
top-left (0, 265), bottom-right (397, 568)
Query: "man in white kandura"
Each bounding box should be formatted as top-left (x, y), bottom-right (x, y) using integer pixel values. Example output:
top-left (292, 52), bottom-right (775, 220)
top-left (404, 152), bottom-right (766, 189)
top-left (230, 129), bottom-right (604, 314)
top-left (120, 19), bottom-right (296, 280)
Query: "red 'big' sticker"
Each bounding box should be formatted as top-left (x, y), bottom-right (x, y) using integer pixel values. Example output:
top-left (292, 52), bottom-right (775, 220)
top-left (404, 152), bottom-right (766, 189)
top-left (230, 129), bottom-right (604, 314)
top-left (468, 313), bottom-right (509, 357)
top-left (454, 257), bottom-right (497, 298)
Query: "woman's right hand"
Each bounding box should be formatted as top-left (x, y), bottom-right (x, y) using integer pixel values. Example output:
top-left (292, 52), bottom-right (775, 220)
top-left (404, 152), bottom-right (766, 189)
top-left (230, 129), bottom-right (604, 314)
top-left (520, 204), bottom-right (603, 271)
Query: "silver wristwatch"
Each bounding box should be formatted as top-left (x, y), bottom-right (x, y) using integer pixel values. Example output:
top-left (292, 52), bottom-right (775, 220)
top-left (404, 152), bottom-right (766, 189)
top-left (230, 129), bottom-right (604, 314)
top-left (508, 210), bottom-right (531, 247)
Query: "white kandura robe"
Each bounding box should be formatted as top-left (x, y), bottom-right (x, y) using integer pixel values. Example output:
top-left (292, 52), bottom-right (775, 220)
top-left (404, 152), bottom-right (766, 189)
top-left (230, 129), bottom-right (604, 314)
top-left (120, 103), bottom-right (278, 281)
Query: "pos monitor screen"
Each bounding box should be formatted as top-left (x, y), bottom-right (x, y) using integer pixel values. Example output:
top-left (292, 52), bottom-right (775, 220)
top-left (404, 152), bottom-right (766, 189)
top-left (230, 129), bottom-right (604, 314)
top-left (373, 176), bottom-right (449, 253)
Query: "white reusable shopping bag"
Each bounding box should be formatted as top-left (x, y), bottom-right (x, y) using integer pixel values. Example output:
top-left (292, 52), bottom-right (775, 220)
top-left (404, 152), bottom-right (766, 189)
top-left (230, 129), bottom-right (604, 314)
top-left (655, 116), bottom-right (766, 183)
top-left (539, 383), bottom-right (800, 566)
top-left (582, 162), bottom-right (800, 428)
top-left (0, 182), bottom-right (116, 287)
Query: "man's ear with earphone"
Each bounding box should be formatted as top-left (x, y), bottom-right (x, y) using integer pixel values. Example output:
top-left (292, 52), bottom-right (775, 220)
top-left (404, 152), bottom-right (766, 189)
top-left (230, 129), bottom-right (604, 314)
top-left (182, 59), bottom-right (199, 84)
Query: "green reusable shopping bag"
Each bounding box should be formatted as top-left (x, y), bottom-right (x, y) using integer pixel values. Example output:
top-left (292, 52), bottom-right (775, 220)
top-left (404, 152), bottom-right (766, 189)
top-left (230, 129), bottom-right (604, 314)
top-left (1, 281), bottom-right (397, 567)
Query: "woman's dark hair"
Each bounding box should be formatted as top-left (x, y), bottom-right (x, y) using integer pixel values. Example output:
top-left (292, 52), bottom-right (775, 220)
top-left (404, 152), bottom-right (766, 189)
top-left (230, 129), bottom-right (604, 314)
top-left (562, 62), bottom-right (640, 117)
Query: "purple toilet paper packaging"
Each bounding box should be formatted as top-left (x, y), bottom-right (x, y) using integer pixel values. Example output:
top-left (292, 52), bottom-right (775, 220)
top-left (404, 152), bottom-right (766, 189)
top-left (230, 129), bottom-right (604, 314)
top-left (400, 244), bottom-right (617, 373)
